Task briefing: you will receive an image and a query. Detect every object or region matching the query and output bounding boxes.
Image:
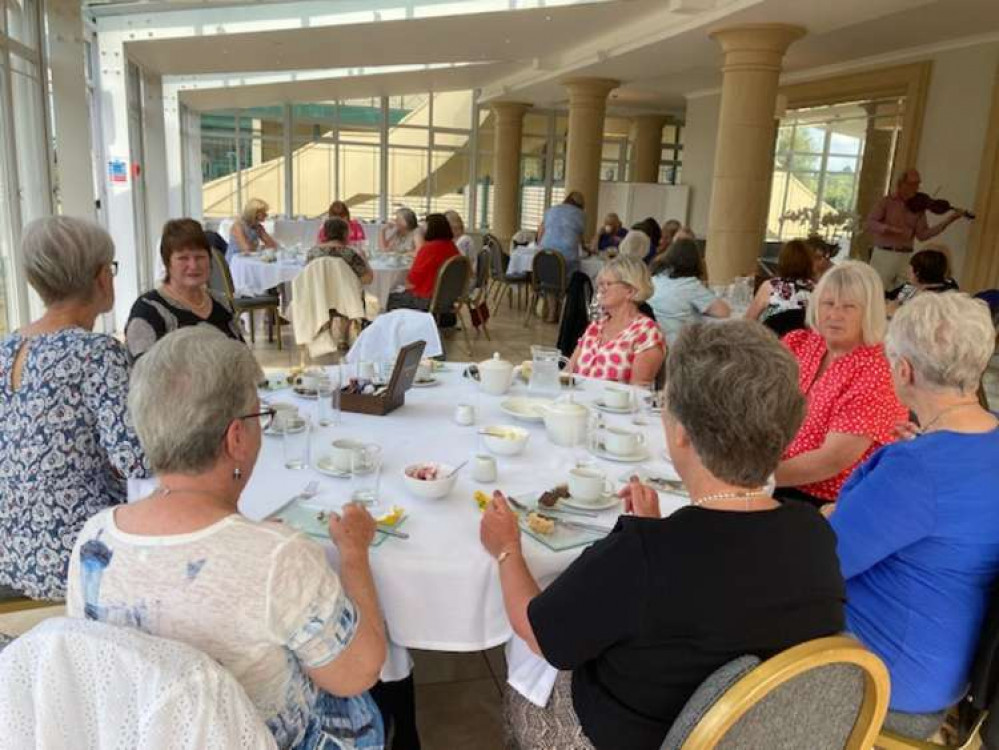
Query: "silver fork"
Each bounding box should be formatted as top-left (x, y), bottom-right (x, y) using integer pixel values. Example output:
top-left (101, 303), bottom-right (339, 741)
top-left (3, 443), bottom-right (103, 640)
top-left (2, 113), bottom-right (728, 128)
top-left (507, 495), bottom-right (598, 519)
top-left (269, 481), bottom-right (320, 518)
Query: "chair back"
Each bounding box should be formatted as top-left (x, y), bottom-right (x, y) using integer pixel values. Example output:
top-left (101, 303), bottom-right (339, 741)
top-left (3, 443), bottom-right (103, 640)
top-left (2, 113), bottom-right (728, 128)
top-left (556, 271), bottom-right (594, 357)
top-left (670, 636), bottom-right (889, 750)
top-left (209, 249), bottom-right (236, 304)
top-left (763, 308), bottom-right (807, 337)
top-left (474, 247), bottom-right (491, 292)
top-left (204, 230), bottom-right (229, 258)
top-left (532, 249), bottom-right (566, 296)
top-left (429, 255), bottom-right (472, 317)
top-left (0, 617), bottom-right (276, 749)
top-left (487, 237), bottom-right (509, 280)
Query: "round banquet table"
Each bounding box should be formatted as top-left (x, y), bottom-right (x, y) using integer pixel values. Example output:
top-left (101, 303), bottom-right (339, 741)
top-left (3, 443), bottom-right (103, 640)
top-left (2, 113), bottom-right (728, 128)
top-left (131, 365), bottom-right (687, 683)
top-left (229, 253), bottom-right (411, 313)
top-left (508, 245), bottom-right (605, 281)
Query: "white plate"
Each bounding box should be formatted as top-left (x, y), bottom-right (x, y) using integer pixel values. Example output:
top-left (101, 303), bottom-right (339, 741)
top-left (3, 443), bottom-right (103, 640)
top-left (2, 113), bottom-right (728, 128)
top-left (593, 399), bottom-right (634, 414)
top-left (589, 443), bottom-right (649, 463)
top-left (412, 377), bottom-right (440, 388)
top-left (315, 457), bottom-right (351, 478)
top-left (500, 397), bottom-right (554, 423)
top-left (558, 492), bottom-right (620, 512)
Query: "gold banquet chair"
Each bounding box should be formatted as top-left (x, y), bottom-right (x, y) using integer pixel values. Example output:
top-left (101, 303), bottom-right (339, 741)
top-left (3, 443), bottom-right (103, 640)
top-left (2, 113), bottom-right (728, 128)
top-left (662, 636), bottom-right (890, 750)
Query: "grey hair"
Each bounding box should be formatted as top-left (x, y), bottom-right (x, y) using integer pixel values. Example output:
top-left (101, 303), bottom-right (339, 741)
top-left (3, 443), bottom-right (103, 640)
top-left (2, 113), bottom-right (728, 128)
top-left (22, 216), bottom-right (114, 305)
top-left (129, 327), bottom-right (263, 475)
top-left (885, 292), bottom-right (996, 394)
top-left (599, 256), bottom-right (654, 302)
top-left (806, 260), bottom-right (887, 345)
top-left (665, 321), bottom-right (805, 487)
top-left (617, 230), bottom-right (650, 261)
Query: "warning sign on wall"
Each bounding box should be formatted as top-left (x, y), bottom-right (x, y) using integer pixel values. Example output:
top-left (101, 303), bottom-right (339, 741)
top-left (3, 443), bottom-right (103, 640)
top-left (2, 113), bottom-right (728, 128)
top-left (108, 159), bottom-right (128, 184)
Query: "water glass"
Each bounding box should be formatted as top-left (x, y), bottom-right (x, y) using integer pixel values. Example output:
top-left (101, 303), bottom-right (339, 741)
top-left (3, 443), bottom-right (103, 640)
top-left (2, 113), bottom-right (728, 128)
top-left (316, 378), bottom-right (338, 427)
top-left (350, 444), bottom-right (383, 510)
top-left (282, 416), bottom-right (310, 470)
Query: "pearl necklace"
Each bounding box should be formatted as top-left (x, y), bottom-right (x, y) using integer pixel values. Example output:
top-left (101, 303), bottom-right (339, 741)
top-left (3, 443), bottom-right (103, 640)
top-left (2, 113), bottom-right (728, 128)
top-left (692, 488), bottom-right (770, 508)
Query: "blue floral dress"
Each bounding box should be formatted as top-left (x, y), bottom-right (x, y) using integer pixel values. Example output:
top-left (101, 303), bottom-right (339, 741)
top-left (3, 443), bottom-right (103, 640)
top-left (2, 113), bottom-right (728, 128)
top-left (0, 328), bottom-right (148, 600)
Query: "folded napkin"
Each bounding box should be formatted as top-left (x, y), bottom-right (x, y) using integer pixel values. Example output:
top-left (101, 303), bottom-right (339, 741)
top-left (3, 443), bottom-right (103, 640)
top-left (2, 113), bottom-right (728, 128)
top-left (506, 635), bottom-right (559, 707)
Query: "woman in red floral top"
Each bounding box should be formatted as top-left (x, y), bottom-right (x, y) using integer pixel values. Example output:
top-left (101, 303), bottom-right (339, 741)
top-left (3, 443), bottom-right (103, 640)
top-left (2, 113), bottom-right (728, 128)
top-left (775, 261), bottom-right (908, 506)
top-left (568, 257), bottom-right (665, 385)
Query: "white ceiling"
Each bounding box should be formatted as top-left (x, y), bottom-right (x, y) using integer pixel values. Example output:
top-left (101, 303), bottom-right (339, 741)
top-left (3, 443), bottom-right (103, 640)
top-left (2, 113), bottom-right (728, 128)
top-left (102, 0), bottom-right (999, 112)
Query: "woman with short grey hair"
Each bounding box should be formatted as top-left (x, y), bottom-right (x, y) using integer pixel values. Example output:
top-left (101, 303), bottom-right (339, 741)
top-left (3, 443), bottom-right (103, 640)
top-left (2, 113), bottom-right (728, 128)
top-left (829, 292), bottom-right (999, 735)
top-left (67, 327), bottom-right (387, 749)
top-left (482, 321), bottom-right (845, 750)
top-left (0, 216), bottom-right (148, 602)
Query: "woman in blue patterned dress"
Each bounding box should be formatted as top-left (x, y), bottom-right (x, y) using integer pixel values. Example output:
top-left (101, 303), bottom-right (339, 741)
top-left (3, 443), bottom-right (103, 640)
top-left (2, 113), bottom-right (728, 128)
top-left (0, 217), bottom-right (148, 601)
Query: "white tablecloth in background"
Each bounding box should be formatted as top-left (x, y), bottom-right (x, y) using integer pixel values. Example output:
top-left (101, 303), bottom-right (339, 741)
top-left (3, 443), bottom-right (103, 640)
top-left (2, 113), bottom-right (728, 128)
top-left (229, 256), bottom-right (304, 297)
top-left (366, 256), bottom-right (412, 310)
top-left (509, 246), bottom-right (605, 281)
top-left (130, 367), bottom-right (686, 690)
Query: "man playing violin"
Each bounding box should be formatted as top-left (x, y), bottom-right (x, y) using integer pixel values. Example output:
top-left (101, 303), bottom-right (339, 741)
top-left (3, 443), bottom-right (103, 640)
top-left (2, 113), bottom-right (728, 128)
top-left (865, 168), bottom-right (967, 289)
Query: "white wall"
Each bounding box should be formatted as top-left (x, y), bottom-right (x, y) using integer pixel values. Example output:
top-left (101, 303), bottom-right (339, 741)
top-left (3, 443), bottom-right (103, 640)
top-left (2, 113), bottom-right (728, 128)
top-left (914, 41), bottom-right (999, 281)
top-left (680, 93), bottom-right (720, 237)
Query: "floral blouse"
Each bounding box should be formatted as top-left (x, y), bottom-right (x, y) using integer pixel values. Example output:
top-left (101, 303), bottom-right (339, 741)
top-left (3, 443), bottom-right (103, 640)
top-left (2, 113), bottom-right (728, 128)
top-left (0, 328), bottom-right (148, 600)
top-left (574, 315), bottom-right (665, 384)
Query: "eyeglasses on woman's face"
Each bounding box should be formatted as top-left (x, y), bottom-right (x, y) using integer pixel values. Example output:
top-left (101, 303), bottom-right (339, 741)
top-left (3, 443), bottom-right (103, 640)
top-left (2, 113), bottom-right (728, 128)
top-left (596, 280), bottom-right (630, 293)
top-left (237, 408), bottom-right (276, 433)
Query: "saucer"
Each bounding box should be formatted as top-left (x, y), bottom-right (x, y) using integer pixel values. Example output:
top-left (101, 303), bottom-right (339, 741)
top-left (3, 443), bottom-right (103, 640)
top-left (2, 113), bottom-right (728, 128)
top-left (559, 492), bottom-right (620, 512)
top-left (293, 386), bottom-right (319, 399)
top-left (500, 397), bottom-right (553, 423)
top-left (315, 457), bottom-right (351, 478)
top-left (593, 399), bottom-right (633, 414)
top-left (588, 443), bottom-right (648, 463)
top-left (265, 422), bottom-right (307, 437)
top-left (412, 377), bottom-right (440, 388)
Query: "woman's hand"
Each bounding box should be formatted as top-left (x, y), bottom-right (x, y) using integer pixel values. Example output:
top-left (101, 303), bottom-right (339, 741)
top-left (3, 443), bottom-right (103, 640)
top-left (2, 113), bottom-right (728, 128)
top-left (480, 491), bottom-right (522, 559)
top-left (619, 476), bottom-right (661, 518)
top-left (328, 502), bottom-right (376, 556)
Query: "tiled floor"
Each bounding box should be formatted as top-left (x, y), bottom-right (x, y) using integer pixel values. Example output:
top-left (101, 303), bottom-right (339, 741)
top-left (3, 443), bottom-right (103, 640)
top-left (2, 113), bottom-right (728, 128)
top-left (248, 296), bottom-right (547, 749)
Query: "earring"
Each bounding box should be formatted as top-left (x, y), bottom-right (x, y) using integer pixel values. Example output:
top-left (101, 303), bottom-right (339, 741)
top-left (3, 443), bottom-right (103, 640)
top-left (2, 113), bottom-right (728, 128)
top-left (233, 467), bottom-right (243, 480)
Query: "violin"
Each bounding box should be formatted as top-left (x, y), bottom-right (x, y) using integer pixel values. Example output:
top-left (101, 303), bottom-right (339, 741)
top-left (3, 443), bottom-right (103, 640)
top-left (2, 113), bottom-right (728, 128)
top-left (905, 192), bottom-right (975, 219)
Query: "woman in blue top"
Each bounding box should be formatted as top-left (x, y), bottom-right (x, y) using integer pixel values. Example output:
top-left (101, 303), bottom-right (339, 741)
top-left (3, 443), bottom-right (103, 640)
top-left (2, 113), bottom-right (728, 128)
top-left (647, 239), bottom-right (730, 344)
top-left (0, 217), bottom-right (148, 601)
top-left (828, 292), bottom-right (999, 731)
top-left (538, 191), bottom-right (586, 275)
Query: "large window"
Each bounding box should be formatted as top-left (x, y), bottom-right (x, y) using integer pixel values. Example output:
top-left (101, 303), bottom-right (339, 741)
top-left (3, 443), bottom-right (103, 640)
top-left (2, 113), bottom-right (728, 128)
top-left (769, 98), bottom-right (904, 248)
top-left (0, 0), bottom-right (50, 334)
top-left (201, 93), bottom-right (475, 225)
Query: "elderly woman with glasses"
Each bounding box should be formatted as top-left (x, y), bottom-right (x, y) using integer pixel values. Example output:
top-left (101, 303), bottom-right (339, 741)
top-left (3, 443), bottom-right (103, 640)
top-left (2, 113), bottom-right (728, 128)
top-left (0, 217), bottom-right (148, 602)
top-left (482, 321), bottom-right (845, 750)
top-left (126, 218), bottom-right (244, 360)
top-left (774, 261), bottom-right (908, 507)
top-left (67, 328), bottom-right (387, 749)
top-left (566, 257), bottom-right (665, 385)
top-left (827, 293), bottom-right (999, 737)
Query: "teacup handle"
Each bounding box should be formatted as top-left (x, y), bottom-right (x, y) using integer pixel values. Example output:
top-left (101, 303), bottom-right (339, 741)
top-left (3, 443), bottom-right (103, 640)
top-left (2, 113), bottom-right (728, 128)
top-left (602, 479), bottom-right (615, 497)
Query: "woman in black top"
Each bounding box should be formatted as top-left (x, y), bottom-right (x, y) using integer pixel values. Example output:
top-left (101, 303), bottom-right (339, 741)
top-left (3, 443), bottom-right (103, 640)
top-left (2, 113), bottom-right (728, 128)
top-left (480, 320), bottom-right (845, 750)
top-left (125, 219), bottom-right (244, 360)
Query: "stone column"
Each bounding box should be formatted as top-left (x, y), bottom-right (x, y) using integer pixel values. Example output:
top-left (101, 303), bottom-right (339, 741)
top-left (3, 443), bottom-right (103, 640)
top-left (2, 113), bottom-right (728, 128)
top-left (564, 77), bottom-right (620, 237)
top-left (629, 115), bottom-right (669, 183)
top-left (851, 103), bottom-right (895, 261)
top-left (491, 102), bottom-right (529, 247)
top-left (705, 24), bottom-right (805, 283)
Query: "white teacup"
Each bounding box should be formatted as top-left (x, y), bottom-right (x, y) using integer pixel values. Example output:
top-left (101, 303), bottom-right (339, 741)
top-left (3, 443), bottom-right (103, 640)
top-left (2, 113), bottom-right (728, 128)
top-left (297, 370), bottom-right (322, 390)
top-left (567, 468), bottom-right (614, 503)
top-left (266, 372), bottom-right (287, 390)
top-left (416, 362), bottom-right (432, 381)
top-left (603, 386), bottom-right (631, 410)
top-left (330, 439), bottom-right (364, 472)
top-left (603, 427), bottom-right (645, 457)
top-left (271, 402), bottom-right (298, 431)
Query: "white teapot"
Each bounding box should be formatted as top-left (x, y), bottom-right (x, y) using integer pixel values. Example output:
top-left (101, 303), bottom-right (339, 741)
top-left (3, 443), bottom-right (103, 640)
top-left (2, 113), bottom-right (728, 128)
top-left (540, 396), bottom-right (589, 447)
top-left (478, 353), bottom-right (515, 396)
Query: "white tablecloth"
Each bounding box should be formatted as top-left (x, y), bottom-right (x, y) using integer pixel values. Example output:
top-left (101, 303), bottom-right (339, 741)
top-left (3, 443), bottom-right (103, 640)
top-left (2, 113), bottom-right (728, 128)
top-left (229, 253), bottom-right (409, 311)
top-left (366, 256), bottom-right (412, 310)
top-left (131, 367), bottom-right (687, 692)
top-left (230, 256), bottom-right (304, 297)
top-left (508, 246), bottom-right (605, 281)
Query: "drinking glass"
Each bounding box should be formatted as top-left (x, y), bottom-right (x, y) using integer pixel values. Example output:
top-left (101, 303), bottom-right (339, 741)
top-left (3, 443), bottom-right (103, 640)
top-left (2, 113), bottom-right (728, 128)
top-left (350, 444), bottom-right (383, 511)
top-left (316, 378), bottom-right (338, 427)
top-left (282, 416), bottom-right (310, 469)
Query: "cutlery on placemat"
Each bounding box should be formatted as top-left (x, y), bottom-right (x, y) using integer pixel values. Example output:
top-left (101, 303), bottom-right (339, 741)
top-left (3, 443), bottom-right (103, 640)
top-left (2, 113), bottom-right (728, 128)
top-left (268, 480), bottom-right (320, 518)
top-left (536, 514), bottom-right (612, 535)
top-left (506, 495), bottom-right (599, 519)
